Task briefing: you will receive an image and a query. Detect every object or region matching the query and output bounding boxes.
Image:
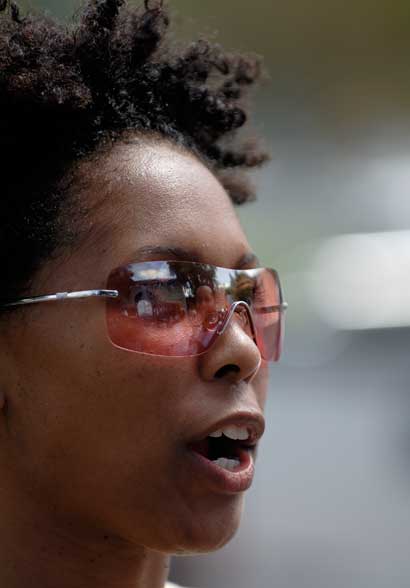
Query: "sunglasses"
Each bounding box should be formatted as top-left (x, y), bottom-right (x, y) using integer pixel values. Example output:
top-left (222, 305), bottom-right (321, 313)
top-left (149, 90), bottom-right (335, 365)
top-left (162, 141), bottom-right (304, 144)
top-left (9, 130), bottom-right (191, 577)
top-left (2, 260), bottom-right (288, 361)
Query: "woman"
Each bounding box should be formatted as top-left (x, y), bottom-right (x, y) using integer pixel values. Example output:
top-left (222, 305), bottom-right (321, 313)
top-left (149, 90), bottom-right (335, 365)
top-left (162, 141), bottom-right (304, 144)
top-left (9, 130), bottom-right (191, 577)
top-left (0, 1), bottom-right (287, 587)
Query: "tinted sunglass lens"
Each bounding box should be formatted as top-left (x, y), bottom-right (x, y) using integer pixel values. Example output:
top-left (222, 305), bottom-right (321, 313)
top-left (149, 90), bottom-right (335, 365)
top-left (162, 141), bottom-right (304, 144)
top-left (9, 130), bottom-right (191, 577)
top-left (105, 261), bottom-right (285, 360)
top-left (250, 269), bottom-right (284, 361)
top-left (106, 262), bottom-right (224, 356)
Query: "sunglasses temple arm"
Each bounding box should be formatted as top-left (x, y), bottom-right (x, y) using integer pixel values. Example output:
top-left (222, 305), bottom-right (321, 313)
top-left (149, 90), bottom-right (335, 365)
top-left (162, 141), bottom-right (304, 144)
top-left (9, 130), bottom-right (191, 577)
top-left (254, 302), bottom-right (288, 313)
top-left (2, 289), bottom-right (119, 308)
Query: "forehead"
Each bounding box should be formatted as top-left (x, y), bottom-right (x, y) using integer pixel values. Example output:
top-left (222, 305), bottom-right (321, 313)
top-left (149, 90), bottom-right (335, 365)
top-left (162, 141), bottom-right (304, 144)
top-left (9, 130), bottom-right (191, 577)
top-left (34, 138), bottom-right (255, 295)
top-left (78, 139), bottom-right (251, 269)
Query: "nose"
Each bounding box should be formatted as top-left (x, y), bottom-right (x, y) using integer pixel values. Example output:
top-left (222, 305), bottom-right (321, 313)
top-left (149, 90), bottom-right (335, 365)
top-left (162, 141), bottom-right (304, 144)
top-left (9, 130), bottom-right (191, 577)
top-left (198, 302), bottom-right (262, 383)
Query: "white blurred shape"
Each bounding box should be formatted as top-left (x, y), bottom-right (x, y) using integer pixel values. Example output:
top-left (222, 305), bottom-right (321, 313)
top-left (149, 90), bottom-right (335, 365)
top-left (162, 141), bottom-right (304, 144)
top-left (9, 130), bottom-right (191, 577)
top-left (281, 271), bottom-right (351, 366)
top-left (307, 231), bottom-right (410, 330)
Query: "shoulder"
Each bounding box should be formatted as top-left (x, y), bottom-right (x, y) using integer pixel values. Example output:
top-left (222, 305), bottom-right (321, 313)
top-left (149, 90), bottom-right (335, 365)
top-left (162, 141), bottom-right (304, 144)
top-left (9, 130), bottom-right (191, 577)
top-left (166, 582), bottom-right (190, 588)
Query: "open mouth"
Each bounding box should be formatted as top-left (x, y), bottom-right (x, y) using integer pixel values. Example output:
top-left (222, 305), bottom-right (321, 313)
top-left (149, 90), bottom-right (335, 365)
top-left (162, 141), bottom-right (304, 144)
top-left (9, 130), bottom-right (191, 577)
top-left (188, 434), bottom-right (253, 472)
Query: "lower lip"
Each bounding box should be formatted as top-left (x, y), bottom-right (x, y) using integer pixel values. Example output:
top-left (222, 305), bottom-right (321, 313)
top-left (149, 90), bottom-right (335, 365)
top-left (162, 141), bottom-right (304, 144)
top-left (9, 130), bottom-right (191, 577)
top-left (187, 446), bottom-right (255, 494)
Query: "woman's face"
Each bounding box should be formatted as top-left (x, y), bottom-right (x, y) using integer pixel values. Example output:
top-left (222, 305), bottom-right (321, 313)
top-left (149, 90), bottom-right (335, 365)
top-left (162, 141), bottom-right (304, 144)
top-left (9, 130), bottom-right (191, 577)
top-left (0, 138), bottom-right (269, 554)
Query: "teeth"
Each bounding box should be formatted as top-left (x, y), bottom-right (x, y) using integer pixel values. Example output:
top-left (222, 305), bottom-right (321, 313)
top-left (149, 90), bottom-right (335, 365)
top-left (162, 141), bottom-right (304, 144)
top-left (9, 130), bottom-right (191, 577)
top-left (209, 430), bottom-right (223, 438)
top-left (209, 425), bottom-right (249, 441)
top-left (224, 426), bottom-right (249, 441)
top-left (213, 457), bottom-right (241, 471)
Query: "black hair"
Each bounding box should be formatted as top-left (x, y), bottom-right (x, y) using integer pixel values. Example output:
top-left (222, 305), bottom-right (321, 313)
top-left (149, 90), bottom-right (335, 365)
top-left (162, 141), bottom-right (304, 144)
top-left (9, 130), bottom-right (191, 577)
top-left (0, 0), bottom-right (270, 314)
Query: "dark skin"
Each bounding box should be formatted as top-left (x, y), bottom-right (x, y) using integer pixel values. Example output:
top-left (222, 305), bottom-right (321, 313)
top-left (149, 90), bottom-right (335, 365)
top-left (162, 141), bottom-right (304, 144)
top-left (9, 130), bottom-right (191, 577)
top-left (0, 136), bottom-right (269, 588)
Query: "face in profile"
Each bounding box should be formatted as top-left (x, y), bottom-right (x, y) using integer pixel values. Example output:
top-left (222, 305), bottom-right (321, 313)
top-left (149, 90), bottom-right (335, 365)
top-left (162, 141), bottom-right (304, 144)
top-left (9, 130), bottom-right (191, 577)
top-left (0, 137), bottom-right (270, 556)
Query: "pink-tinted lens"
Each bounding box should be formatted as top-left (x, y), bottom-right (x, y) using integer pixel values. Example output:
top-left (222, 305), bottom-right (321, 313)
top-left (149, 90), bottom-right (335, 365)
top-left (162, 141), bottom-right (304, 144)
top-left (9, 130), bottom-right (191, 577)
top-left (249, 269), bottom-right (284, 362)
top-left (106, 262), bottom-right (227, 357)
top-left (105, 261), bottom-right (285, 360)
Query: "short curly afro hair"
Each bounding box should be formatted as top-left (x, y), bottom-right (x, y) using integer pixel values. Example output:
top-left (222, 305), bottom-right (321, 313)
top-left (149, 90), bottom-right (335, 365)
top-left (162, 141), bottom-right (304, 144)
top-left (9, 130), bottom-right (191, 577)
top-left (0, 0), bottom-right (270, 314)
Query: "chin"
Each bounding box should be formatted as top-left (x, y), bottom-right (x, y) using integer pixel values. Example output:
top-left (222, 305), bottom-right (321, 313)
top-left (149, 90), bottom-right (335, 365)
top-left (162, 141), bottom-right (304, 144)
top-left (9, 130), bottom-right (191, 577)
top-left (166, 494), bottom-right (245, 556)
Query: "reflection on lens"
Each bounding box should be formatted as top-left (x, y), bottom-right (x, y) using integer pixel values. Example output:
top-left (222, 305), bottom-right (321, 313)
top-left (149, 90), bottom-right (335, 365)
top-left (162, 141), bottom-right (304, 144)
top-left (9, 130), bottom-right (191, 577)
top-left (248, 269), bottom-right (283, 361)
top-left (105, 261), bottom-right (285, 360)
top-left (136, 298), bottom-right (153, 318)
top-left (106, 262), bottom-right (222, 356)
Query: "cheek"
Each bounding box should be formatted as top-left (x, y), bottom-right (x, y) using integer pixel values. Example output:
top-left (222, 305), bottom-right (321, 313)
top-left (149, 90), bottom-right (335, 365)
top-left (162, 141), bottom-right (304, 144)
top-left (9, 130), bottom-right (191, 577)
top-left (7, 313), bottom-right (197, 520)
top-left (19, 345), bottom-right (192, 461)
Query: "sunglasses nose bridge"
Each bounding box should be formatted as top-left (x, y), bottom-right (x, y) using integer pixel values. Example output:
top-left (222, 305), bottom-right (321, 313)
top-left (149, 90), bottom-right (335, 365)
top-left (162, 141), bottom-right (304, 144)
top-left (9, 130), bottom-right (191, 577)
top-left (216, 301), bottom-right (257, 342)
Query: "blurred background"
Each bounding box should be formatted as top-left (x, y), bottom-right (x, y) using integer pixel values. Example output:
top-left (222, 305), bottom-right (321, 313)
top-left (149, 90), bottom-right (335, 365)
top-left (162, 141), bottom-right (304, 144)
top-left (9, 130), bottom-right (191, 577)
top-left (17, 0), bottom-right (410, 586)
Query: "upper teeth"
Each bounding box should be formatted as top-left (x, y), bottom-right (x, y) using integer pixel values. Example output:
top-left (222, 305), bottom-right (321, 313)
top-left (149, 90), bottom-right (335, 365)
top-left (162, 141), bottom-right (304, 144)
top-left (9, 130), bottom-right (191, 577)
top-left (209, 425), bottom-right (249, 441)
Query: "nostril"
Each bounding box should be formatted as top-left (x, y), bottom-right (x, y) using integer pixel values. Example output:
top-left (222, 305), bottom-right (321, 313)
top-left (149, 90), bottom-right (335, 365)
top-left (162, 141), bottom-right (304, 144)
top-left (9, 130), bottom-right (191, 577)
top-left (214, 364), bottom-right (240, 379)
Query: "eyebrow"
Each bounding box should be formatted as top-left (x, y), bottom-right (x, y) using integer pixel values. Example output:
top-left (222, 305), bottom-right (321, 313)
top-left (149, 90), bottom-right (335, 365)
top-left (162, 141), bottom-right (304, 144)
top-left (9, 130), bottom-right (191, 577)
top-left (132, 245), bottom-right (261, 268)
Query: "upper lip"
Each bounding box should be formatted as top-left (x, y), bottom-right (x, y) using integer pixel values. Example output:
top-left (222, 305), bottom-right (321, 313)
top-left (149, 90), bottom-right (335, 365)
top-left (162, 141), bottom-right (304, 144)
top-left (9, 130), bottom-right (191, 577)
top-left (188, 410), bottom-right (265, 447)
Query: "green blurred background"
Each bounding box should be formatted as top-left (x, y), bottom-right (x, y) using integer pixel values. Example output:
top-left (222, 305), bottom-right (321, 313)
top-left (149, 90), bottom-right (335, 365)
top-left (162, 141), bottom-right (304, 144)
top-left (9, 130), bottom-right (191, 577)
top-left (12, 2), bottom-right (410, 587)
